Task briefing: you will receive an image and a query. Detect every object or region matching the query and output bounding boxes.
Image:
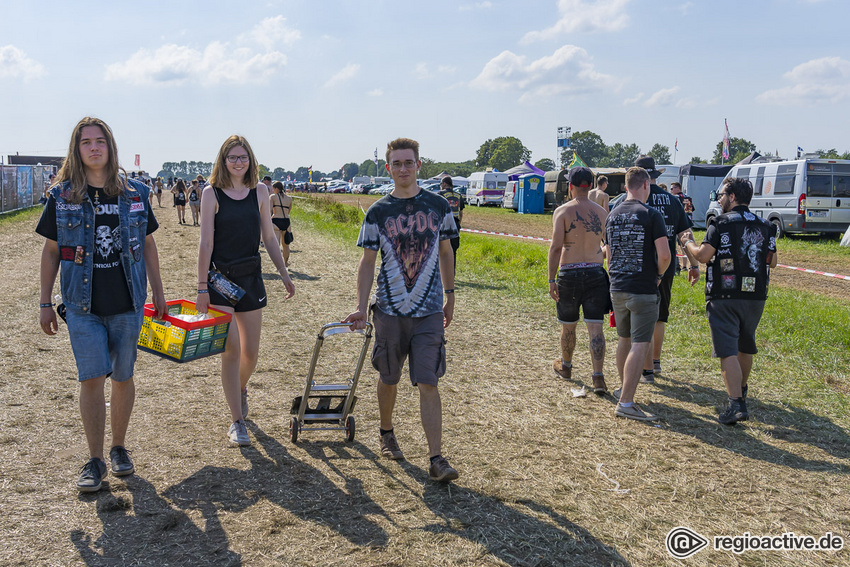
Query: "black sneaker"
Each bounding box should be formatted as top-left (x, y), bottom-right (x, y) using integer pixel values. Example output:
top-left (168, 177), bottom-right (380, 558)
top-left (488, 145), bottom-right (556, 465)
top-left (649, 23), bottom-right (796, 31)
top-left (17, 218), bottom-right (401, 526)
top-left (718, 398), bottom-right (749, 425)
top-left (741, 385), bottom-right (748, 401)
top-left (109, 446), bottom-right (135, 477)
top-left (77, 458), bottom-right (107, 492)
top-left (429, 456), bottom-right (459, 482)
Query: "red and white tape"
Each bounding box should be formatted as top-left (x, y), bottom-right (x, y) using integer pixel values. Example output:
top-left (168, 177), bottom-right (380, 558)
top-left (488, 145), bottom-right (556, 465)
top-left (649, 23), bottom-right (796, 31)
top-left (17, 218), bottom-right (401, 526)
top-left (461, 228), bottom-right (850, 283)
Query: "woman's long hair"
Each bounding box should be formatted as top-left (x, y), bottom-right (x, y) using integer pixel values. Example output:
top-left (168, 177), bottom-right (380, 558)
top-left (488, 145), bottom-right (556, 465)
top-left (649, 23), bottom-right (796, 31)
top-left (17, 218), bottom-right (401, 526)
top-left (208, 135), bottom-right (259, 189)
top-left (175, 179), bottom-right (186, 193)
top-left (54, 117), bottom-right (128, 203)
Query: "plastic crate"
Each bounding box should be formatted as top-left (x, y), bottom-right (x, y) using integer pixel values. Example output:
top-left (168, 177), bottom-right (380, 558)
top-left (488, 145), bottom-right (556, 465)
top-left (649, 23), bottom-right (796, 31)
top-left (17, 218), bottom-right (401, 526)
top-left (138, 299), bottom-right (231, 362)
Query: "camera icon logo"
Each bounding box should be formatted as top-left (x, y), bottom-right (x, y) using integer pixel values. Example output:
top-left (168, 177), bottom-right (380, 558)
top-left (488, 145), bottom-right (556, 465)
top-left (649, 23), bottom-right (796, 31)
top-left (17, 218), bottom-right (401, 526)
top-left (666, 526), bottom-right (709, 559)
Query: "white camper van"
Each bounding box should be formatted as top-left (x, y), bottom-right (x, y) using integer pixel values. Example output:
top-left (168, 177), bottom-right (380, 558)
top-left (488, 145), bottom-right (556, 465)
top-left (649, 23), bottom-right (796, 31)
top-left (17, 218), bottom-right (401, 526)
top-left (705, 158), bottom-right (850, 237)
top-left (467, 171), bottom-right (508, 206)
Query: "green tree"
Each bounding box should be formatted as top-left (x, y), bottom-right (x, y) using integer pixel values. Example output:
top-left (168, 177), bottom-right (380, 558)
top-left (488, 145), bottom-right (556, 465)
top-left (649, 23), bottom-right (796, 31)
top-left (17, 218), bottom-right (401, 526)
top-left (599, 142), bottom-right (642, 168)
top-left (342, 162), bottom-right (359, 180)
top-left (258, 164), bottom-right (271, 180)
top-left (816, 148), bottom-right (850, 159)
top-left (689, 156), bottom-right (705, 164)
top-left (272, 167), bottom-right (288, 181)
top-left (648, 143), bottom-right (672, 165)
top-left (534, 158), bottom-right (556, 171)
top-left (560, 130), bottom-right (607, 168)
top-left (475, 136), bottom-right (530, 170)
top-left (712, 137), bottom-right (756, 165)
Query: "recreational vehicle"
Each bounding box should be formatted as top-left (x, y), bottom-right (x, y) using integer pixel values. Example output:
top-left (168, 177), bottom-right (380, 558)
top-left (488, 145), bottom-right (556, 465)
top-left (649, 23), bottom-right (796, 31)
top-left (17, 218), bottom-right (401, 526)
top-left (705, 158), bottom-right (850, 237)
top-left (467, 171), bottom-right (508, 206)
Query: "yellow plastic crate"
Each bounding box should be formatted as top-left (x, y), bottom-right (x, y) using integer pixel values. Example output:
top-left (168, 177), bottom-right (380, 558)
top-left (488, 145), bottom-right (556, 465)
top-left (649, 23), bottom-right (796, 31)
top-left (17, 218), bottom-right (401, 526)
top-left (138, 299), bottom-right (231, 362)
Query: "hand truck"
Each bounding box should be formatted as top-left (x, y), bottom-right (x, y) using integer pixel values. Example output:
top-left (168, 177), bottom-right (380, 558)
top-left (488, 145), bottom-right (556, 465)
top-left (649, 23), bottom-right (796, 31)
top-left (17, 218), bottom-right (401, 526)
top-left (289, 321), bottom-right (373, 443)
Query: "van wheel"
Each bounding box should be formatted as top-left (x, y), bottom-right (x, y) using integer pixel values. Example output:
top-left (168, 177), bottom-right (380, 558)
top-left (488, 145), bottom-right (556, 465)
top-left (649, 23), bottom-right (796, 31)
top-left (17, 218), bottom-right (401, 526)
top-left (705, 214), bottom-right (715, 227)
top-left (770, 217), bottom-right (784, 238)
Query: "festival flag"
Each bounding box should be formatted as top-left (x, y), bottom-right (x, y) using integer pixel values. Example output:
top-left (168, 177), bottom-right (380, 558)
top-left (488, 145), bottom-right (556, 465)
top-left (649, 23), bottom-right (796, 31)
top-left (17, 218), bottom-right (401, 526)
top-left (722, 119), bottom-right (731, 161)
top-left (674, 139), bottom-right (678, 151)
top-left (308, 165), bottom-right (312, 182)
top-left (134, 154), bottom-right (140, 167)
top-left (569, 152), bottom-right (588, 168)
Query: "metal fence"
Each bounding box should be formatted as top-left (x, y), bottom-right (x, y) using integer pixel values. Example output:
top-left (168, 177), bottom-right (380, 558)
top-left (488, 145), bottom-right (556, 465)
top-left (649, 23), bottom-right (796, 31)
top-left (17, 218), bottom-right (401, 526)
top-left (1, 165), bottom-right (55, 213)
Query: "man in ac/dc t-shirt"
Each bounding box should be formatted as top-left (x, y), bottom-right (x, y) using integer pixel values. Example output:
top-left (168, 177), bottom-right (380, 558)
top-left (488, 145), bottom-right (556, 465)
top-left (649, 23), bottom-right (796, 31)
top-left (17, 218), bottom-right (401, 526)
top-left (344, 137), bottom-right (460, 483)
top-left (605, 167), bottom-right (670, 422)
top-left (36, 186), bottom-right (158, 316)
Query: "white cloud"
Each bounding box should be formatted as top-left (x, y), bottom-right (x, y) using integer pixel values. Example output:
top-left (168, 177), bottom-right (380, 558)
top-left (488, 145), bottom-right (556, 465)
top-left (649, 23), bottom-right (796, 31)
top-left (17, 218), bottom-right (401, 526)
top-left (756, 56), bottom-right (850, 105)
top-left (643, 86), bottom-right (700, 109)
top-left (623, 93), bottom-right (643, 105)
top-left (240, 16), bottom-right (301, 51)
top-left (324, 63), bottom-right (360, 87)
top-left (644, 86), bottom-right (680, 107)
top-left (521, 0), bottom-right (630, 44)
top-left (415, 62), bottom-right (457, 80)
top-left (104, 18), bottom-right (297, 86)
top-left (470, 45), bottom-right (618, 102)
top-left (0, 45), bottom-right (46, 81)
top-left (368, 88), bottom-right (383, 97)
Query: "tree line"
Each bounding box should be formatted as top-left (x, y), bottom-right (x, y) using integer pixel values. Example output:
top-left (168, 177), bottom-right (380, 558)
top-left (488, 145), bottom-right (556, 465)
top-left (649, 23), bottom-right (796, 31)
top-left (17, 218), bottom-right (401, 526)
top-left (157, 134), bottom-right (850, 182)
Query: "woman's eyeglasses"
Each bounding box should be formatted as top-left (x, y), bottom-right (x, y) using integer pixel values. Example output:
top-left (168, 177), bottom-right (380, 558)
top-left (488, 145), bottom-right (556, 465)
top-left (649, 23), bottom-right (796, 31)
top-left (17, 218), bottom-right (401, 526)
top-left (226, 155), bottom-right (250, 164)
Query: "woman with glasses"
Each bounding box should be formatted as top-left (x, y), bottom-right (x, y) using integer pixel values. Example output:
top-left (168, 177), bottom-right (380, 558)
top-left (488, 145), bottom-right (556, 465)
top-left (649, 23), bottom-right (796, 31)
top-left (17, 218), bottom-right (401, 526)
top-left (196, 135), bottom-right (295, 446)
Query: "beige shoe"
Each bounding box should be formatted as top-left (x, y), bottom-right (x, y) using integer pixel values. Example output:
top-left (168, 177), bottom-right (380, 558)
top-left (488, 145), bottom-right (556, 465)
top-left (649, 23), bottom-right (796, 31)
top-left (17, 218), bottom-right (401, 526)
top-left (380, 431), bottom-right (404, 460)
top-left (614, 403), bottom-right (659, 421)
top-left (553, 360), bottom-right (571, 380)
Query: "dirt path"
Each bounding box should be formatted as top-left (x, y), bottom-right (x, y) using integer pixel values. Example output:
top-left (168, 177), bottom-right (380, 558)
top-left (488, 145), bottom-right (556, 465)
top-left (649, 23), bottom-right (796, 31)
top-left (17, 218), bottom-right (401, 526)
top-left (2, 203), bottom-right (848, 566)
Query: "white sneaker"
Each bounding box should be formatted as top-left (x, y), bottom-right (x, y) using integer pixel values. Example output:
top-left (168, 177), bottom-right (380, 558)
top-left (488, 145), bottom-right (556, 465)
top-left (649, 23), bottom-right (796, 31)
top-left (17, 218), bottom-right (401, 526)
top-left (228, 419), bottom-right (251, 446)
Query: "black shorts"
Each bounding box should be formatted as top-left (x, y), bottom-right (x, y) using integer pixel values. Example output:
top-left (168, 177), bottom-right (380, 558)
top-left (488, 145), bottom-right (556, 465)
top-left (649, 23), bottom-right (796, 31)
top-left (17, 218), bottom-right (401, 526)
top-left (272, 217), bottom-right (291, 231)
top-left (706, 299), bottom-right (765, 357)
top-left (209, 273), bottom-right (267, 312)
top-left (556, 266), bottom-right (612, 324)
top-left (657, 270), bottom-right (675, 323)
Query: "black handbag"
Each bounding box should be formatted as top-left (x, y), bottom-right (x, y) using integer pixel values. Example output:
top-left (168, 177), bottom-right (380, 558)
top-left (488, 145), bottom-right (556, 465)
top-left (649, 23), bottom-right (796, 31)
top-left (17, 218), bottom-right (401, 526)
top-left (216, 255), bottom-right (261, 279)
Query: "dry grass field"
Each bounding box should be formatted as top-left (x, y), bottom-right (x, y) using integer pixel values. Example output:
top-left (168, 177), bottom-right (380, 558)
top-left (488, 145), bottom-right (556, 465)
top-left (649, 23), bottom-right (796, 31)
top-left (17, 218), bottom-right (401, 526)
top-left (0, 199), bottom-right (848, 567)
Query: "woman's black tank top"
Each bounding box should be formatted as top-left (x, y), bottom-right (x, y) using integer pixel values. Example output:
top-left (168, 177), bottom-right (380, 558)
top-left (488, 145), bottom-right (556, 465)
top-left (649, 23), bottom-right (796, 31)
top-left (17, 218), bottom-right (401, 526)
top-left (211, 186), bottom-right (260, 265)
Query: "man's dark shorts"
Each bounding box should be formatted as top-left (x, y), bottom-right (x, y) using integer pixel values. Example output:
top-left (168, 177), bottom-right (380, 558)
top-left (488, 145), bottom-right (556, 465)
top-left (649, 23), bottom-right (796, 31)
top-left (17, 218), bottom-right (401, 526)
top-left (371, 307), bottom-right (446, 387)
top-left (556, 264), bottom-right (612, 325)
top-left (657, 270), bottom-right (675, 323)
top-left (706, 298), bottom-right (765, 358)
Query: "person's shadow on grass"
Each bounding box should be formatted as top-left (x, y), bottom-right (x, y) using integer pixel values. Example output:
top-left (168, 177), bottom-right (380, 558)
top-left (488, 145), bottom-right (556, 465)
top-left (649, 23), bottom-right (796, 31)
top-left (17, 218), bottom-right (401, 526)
top-left (161, 421), bottom-right (388, 549)
top-left (353, 444), bottom-right (631, 567)
top-left (650, 375), bottom-right (850, 473)
top-left (71, 475), bottom-right (241, 566)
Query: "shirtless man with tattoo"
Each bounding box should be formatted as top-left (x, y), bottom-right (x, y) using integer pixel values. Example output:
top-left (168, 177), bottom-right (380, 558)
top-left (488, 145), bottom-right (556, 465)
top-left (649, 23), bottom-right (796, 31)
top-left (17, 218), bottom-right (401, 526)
top-left (548, 167), bottom-right (612, 393)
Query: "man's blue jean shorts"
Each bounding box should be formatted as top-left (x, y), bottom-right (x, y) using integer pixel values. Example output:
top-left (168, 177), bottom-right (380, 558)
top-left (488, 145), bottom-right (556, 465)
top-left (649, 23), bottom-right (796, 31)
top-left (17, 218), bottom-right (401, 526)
top-left (65, 307), bottom-right (144, 382)
top-left (611, 292), bottom-right (659, 343)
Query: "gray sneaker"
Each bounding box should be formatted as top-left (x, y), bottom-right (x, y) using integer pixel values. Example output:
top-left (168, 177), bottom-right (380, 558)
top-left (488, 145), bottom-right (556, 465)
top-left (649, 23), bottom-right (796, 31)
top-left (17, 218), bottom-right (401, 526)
top-left (77, 458), bottom-right (107, 493)
top-left (615, 403), bottom-right (660, 421)
top-left (228, 419), bottom-right (251, 446)
top-left (109, 445), bottom-right (135, 477)
top-left (379, 431), bottom-right (404, 460)
top-left (639, 371), bottom-right (655, 384)
top-left (653, 360), bottom-right (662, 373)
top-left (612, 388), bottom-right (621, 400)
top-left (429, 456), bottom-right (459, 482)
top-left (241, 388), bottom-right (249, 420)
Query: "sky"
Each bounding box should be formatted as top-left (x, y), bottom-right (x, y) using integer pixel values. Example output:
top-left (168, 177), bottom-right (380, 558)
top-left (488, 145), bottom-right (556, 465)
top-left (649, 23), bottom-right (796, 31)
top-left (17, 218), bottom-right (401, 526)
top-left (1, 0), bottom-right (848, 176)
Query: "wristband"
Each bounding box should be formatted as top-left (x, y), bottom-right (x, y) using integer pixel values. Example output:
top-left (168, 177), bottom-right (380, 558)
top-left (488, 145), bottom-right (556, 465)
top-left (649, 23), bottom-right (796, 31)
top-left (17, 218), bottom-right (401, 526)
top-left (689, 266), bottom-right (699, 270)
top-left (444, 289), bottom-right (454, 294)
top-left (197, 289), bottom-right (209, 294)
top-left (548, 279), bottom-right (557, 283)
top-left (40, 303), bottom-right (55, 308)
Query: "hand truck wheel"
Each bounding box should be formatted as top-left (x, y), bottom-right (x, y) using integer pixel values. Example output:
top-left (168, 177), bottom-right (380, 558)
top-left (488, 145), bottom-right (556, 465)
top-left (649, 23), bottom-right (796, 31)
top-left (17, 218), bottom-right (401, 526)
top-left (289, 416), bottom-right (299, 443)
top-left (345, 415), bottom-right (355, 442)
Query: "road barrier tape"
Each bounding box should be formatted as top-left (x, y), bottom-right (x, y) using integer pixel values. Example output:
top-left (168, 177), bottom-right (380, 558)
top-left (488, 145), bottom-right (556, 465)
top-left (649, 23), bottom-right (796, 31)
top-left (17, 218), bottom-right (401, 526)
top-left (461, 228), bottom-right (850, 282)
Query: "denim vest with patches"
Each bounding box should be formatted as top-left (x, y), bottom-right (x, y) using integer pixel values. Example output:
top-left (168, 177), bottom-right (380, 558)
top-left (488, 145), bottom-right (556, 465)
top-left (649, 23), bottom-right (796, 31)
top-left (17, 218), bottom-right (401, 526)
top-left (53, 178), bottom-right (150, 313)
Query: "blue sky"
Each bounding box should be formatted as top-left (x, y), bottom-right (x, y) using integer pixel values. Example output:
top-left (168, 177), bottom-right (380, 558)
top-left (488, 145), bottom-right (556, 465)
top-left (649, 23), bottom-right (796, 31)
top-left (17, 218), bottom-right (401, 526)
top-left (1, 0), bottom-right (848, 175)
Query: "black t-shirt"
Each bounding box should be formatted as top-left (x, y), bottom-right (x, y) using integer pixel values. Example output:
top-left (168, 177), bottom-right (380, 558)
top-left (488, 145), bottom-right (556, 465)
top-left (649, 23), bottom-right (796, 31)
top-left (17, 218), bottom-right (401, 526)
top-left (646, 184), bottom-right (693, 275)
top-left (36, 186), bottom-right (158, 316)
top-left (606, 198), bottom-right (668, 295)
